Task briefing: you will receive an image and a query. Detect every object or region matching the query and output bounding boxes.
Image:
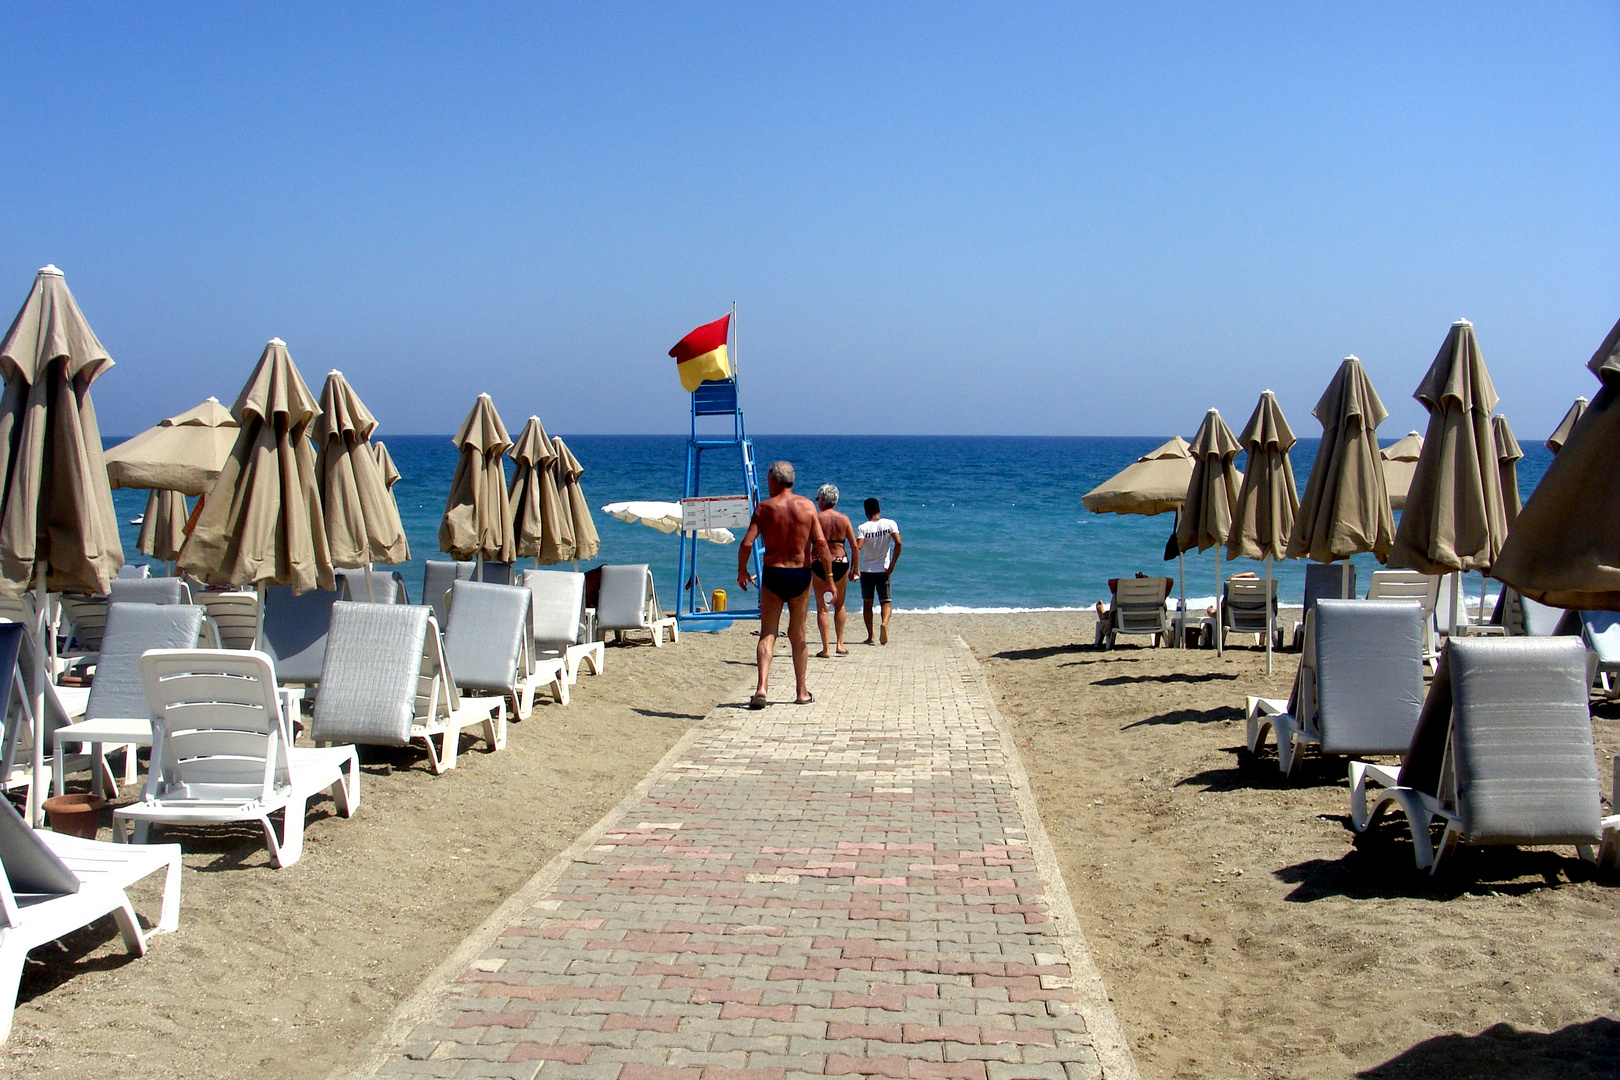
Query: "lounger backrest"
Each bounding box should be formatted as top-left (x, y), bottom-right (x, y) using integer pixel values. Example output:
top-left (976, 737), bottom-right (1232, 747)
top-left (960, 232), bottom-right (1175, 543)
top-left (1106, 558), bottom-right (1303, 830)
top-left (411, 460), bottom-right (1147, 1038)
top-left (310, 602), bottom-right (430, 748)
top-left (116, 563), bottom-right (151, 579)
top-left (1112, 578), bottom-right (1171, 634)
top-left (0, 791), bottom-right (78, 921)
top-left (1446, 637), bottom-right (1601, 846)
top-left (261, 585), bottom-right (341, 684)
top-left (1301, 563), bottom-right (1356, 617)
top-left (1581, 611), bottom-right (1620, 663)
top-left (139, 648), bottom-right (289, 802)
top-left (1223, 578), bottom-right (1277, 630)
top-left (336, 567), bottom-right (411, 605)
top-left (423, 561), bottom-right (475, 626)
top-left (476, 562), bottom-right (514, 586)
top-left (1312, 599), bottom-right (1426, 755)
top-left (3, 626), bottom-right (75, 776)
top-left (109, 578), bottom-right (191, 606)
top-left (597, 565), bottom-right (652, 631)
top-left (202, 592), bottom-right (262, 650)
top-left (1367, 570), bottom-right (1438, 612)
top-left (444, 581), bottom-right (531, 694)
top-left (523, 569), bottom-right (586, 647)
top-left (85, 603), bottom-right (205, 723)
top-left (60, 595), bottom-right (109, 651)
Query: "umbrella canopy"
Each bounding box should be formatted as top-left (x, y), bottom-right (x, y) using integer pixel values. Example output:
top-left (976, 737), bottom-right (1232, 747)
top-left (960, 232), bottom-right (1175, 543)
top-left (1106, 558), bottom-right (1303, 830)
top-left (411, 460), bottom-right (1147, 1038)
top-left (1545, 397), bottom-right (1588, 454)
top-left (178, 338), bottom-right (334, 594)
top-left (1494, 314), bottom-right (1620, 609)
top-left (509, 417), bottom-right (567, 561)
top-left (1493, 414), bottom-right (1523, 524)
top-left (0, 265), bottom-right (124, 597)
top-left (137, 489), bottom-right (189, 562)
top-left (1082, 436), bottom-right (1193, 516)
top-left (1176, 409), bottom-right (1242, 554)
top-left (602, 501), bottom-right (736, 543)
top-left (1379, 431), bottom-right (1424, 512)
top-left (1226, 391), bottom-right (1298, 561)
top-left (553, 436), bottom-right (600, 561)
top-left (312, 371), bottom-right (408, 567)
top-left (372, 440), bottom-right (409, 556)
top-left (440, 393), bottom-right (515, 563)
top-left (104, 397), bottom-right (238, 496)
top-left (1286, 356), bottom-right (1395, 563)
top-left (1389, 320), bottom-right (1508, 575)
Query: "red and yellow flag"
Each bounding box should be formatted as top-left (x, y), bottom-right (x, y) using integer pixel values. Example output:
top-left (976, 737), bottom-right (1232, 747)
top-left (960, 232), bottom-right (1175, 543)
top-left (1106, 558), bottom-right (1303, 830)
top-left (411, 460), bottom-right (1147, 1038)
top-left (668, 313), bottom-right (732, 392)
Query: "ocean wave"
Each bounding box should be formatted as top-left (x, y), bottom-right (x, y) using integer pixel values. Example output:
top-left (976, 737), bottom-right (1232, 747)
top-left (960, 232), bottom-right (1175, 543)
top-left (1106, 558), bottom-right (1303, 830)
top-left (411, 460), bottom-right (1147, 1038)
top-left (896, 605), bottom-right (1094, 615)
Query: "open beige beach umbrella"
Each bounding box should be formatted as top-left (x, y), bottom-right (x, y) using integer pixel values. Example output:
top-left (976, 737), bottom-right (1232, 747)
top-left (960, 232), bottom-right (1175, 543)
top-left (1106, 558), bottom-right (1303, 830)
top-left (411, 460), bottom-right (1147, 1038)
top-left (1545, 397), bottom-right (1587, 454)
top-left (1494, 314), bottom-right (1620, 609)
top-left (1177, 408), bottom-right (1242, 655)
top-left (440, 393), bottom-right (515, 572)
top-left (178, 338), bottom-right (334, 595)
top-left (1083, 436), bottom-right (1195, 630)
top-left (1390, 320), bottom-right (1508, 627)
top-left (105, 396), bottom-right (237, 497)
top-left (509, 417), bottom-right (566, 566)
top-left (1226, 391), bottom-right (1298, 672)
top-left (1379, 431), bottom-right (1424, 512)
top-left (312, 371), bottom-right (408, 598)
top-left (0, 265), bottom-right (124, 824)
top-left (553, 436), bottom-right (600, 563)
top-left (1493, 414), bottom-right (1523, 525)
top-left (1287, 356), bottom-right (1395, 599)
top-left (137, 489), bottom-right (189, 563)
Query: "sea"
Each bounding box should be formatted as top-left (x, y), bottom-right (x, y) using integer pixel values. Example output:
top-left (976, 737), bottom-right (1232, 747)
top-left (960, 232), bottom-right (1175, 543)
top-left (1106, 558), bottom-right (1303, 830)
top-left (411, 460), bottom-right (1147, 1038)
top-left (108, 435), bottom-right (1553, 616)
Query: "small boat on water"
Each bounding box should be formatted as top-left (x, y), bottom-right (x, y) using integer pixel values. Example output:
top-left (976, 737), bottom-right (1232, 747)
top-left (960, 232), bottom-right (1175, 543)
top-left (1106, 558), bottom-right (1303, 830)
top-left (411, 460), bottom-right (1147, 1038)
top-left (129, 514), bottom-right (144, 525)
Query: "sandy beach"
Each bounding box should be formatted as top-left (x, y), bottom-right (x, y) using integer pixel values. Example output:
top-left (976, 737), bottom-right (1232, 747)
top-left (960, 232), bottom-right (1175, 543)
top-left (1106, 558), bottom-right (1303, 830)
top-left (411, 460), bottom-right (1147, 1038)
top-left (3, 611), bottom-right (1616, 1079)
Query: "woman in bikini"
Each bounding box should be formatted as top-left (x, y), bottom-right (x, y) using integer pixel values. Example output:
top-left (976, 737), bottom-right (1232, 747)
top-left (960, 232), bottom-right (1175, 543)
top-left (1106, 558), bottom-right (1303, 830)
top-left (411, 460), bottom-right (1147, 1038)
top-left (810, 483), bottom-right (856, 657)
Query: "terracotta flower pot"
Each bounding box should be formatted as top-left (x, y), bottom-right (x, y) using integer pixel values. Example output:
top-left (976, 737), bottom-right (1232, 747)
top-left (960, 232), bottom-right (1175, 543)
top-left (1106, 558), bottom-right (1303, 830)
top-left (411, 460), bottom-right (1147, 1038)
top-left (42, 793), bottom-right (106, 839)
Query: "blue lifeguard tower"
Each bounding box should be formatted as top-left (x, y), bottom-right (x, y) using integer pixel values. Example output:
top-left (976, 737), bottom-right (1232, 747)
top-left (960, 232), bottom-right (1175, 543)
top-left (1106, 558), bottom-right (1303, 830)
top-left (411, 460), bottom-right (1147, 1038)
top-left (675, 377), bottom-right (763, 629)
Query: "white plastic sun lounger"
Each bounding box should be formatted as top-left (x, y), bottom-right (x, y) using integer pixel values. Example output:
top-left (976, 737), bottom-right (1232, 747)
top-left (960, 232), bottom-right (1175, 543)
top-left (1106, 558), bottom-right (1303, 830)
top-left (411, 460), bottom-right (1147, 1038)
top-left (1580, 611), bottom-right (1620, 695)
top-left (596, 564), bottom-right (679, 647)
top-left (199, 590), bottom-right (262, 651)
top-left (1246, 599), bottom-right (1426, 777)
top-left (1366, 570), bottom-right (1442, 666)
top-left (422, 560), bottom-right (476, 628)
top-left (1349, 637), bottom-right (1604, 873)
top-left (522, 569), bottom-right (604, 684)
top-left (444, 580), bottom-right (565, 715)
top-left (0, 795), bottom-right (180, 1043)
top-left (1221, 577), bottom-right (1280, 649)
top-left (114, 649), bottom-right (360, 868)
top-left (309, 602), bottom-right (504, 773)
top-left (0, 624), bottom-right (115, 811)
top-left (1098, 576), bottom-right (1172, 649)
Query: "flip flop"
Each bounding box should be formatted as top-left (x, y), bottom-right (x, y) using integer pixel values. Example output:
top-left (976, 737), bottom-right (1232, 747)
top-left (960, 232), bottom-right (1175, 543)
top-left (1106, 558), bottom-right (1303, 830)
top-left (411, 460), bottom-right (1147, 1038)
top-left (749, 694), bottom-right (768, 710)
top-left (795, 694), bottom-right (815, 705)
top-left (835, 648), bottom-right (849, 656)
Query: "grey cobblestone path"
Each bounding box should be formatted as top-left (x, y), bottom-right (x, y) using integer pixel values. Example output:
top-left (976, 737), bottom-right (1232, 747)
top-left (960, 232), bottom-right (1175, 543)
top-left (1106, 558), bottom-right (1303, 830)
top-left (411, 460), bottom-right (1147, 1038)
top-left (341, 633), bottom-right (1136, 1080)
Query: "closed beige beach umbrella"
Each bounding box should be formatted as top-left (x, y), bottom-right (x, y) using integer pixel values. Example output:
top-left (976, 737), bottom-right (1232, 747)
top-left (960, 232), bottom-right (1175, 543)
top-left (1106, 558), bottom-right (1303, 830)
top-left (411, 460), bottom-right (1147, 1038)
top-left (104, 396), bottom-right (238, 497)
top-left (372, 440), bottom-right (409, 562)
top-left (0, 265), bottom-right (124, 824)
top-left (1287, 356), bottom-right (1395, 600)
top-left (1226, 391), bottom-right (1298, 673)
top-left (1494, 314), bottom-right (1620, 609)
top-left (1545, 397), bottom-right (1587, 454)
top-left (1493, 414), bottom-right (1523, 525)
top-left (553, 436), bottom-right (600, 562)
top-left (440, 393), bottom-right (515, 570)
top-left (508, 417), bottom-right (556, 563)
top-left (178, 338), bottom-right (334, 595)
top-left (1379, 431), bottom-right (1424, 512)
top-left (312, 371), bottom-right (409, 590)
top-left (1178, 408), bottom-right (1242, 655)
top-left (1081, 436), bottom-right (1193, 516)
top-left (137, 488), bottom-right (189, 563)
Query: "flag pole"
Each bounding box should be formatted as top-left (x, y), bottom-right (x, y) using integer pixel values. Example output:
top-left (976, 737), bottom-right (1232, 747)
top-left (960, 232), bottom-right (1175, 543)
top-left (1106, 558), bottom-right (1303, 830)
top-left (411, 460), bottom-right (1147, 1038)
top-left (729, 300), bottom-right (737, 383)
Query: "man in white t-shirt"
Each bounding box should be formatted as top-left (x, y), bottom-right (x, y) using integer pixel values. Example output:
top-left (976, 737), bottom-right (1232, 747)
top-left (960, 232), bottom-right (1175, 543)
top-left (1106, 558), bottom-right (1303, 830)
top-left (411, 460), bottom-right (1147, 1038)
top-left (853, 498), bottom-right (902, 645)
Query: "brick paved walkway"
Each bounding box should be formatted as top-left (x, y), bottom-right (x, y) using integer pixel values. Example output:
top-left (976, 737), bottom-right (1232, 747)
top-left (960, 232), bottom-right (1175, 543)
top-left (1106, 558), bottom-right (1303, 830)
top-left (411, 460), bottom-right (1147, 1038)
top-left (342, 633), bottom-right (1136, 1080)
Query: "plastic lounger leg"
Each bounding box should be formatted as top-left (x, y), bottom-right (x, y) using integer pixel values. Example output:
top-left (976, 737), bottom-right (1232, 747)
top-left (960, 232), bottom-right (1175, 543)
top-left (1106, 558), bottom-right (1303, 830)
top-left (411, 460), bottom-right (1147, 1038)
top-left (156, 849), bottom-right (182, 933)
top-left (0, 946), bottom-right (25, 1045)
top-left (269, 801), bottom-right (306, 868)
top-left (110, 893), bottom-right (149, 955)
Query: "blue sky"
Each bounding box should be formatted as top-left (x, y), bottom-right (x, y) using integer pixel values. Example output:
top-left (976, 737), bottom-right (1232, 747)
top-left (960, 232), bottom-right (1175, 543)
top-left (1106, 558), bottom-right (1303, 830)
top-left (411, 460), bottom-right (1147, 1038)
top-left (1, 4), bottom-right (1614, 440)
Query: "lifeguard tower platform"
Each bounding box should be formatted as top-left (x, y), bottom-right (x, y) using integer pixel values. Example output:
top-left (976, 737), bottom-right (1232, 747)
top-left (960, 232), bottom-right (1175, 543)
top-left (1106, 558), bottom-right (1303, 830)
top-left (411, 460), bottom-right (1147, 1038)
top-left (675, 378), bottom-right (763, 629)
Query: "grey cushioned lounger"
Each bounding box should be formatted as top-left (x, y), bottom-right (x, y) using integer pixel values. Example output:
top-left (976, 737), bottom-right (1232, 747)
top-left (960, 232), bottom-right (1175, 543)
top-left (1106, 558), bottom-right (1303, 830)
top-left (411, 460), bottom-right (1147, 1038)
top-left (115, 564), bottom-right (150, 579)
top-left (108, 578), bottom-right (190, 607)
top-left (336, 567), bottom-right (410, 605)
top-left (261, 586), bottom-right (341, 684)
top-left (0, 792), bottom-right (78, 897)
top-left (309, 603), bottom-right (429, 748)
top-left (443, 581), bottom-right (529, 698)
top-left (597, 564), bottom-right (651, 630)
top-left (423, 561), bottom-right (476, 626)
top-left (85, 604), bottom-right (204, 723)
top-left (1313, 600), bottom-right (1426, 756)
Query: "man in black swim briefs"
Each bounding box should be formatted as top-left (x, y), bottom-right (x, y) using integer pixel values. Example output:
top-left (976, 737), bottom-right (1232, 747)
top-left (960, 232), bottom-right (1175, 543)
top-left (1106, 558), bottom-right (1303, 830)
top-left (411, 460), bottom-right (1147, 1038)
top-left (737, 461), bottom-right (833, 708)
top-left (811, 483), bottom-right (856, 657)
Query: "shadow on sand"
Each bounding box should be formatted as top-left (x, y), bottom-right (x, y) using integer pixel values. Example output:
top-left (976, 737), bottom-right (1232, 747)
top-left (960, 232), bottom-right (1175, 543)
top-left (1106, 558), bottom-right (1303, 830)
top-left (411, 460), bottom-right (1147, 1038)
top-left (1356, 1018), bottom-right (1620, 1079)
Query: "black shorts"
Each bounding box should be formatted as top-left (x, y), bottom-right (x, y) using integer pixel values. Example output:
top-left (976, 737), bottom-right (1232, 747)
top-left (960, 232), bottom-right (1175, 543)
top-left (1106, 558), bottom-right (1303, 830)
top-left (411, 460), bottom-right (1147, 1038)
top-left (859, 571), bottom-right (890, 603)
top-left (812, 560), bottom-right (849, 582)
top-left (762, 565), bottom-right (812, 601)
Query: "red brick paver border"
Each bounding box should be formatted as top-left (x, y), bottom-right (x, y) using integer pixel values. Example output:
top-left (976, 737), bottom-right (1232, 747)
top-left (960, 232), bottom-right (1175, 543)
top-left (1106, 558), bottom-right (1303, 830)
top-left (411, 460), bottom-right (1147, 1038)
top-left (338, 634), bottom-right (1136, 1080)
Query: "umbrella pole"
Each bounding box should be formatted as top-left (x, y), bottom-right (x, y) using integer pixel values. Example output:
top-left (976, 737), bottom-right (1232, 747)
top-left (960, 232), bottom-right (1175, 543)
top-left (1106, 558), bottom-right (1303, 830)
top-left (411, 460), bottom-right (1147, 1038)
top-left (1341, 560), bottom-right (1350, 600)
top-left (1177, 551), bottom-right (1186, 648)
top-left (1265, 554), bottom-right (1273, 675)
top-left (364, 563), bottom-right (376, 603)
top-left (27, 564), bottom-right (46, 828)
top-left (1450, 572), bottom-right (1462, 641)
top-left (1215, 546), bottom-right (1223, 656)
top-left (1479, 571), bottom-right (1488, 626)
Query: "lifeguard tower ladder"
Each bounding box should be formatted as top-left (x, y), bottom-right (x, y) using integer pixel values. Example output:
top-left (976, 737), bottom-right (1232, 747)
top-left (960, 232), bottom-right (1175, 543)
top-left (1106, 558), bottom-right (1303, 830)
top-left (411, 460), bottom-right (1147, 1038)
top-left (675, 378), bottom-right (763, 628)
